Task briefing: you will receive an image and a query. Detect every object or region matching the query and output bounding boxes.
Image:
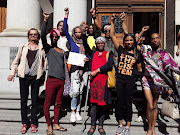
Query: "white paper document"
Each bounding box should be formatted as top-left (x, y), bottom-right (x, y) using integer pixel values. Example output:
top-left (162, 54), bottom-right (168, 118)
top-left (38, 0), bottom-right (54, 14)
top-left (67, 52), bottom-right (86, 67)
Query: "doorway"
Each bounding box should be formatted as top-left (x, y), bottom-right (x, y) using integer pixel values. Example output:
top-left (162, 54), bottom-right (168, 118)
top-left (133, 12), bottom-right (159, 45)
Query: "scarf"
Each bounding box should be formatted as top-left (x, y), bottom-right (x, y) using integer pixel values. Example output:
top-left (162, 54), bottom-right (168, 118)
top-left (72, 26), bottom-right (85, 54)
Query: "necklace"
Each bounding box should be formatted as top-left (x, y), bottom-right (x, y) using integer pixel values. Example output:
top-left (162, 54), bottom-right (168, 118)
top-left (28, 43), bottom-right (38, 51)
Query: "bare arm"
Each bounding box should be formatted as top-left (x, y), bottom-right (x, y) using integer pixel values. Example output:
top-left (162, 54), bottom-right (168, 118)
top-left (137, 63), bottom-right (142, 72)
top-left (120, 12), bottom-right (128, 34)
top-left (176, 31), bottom-right (180, 56)
top-left (110, 14), bottom-right (120, 50)
top-left (136, 26), bottom-right (149, 43)
top-left (90, 8), bottom-right (101, 29)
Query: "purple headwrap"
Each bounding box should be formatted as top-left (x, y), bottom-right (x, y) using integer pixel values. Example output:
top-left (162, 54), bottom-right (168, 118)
top-left (50, 28), bottom-right (60, 37)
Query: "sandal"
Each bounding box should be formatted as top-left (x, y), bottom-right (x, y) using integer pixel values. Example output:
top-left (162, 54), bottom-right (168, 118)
top-left (53, 126), bottom-right (67, 131)
top-left (46, 130), bottom-right (55, 135)
top-left (20, 124), bottom-right (28, 134)
top-left (87, 127), bottom-right (96, 135)
top-left (98, 128), bottom-right (106, 135)
top-left (31, 124), bottom-right (38, 133)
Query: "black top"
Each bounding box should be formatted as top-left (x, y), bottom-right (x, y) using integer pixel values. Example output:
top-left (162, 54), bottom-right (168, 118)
top-left (27, 49), bottom-right (37, 68)
top-left (41, 21), bottom-right (65, 80)
top-left (116, 45), bottom-right (141, 79)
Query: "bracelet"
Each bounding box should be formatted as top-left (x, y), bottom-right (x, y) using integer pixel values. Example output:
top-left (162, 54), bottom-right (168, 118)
top-left (92, 16), bottom-right (96, 20)
top-left (136, 35), bottom-right (141, 39)
top-left (121, 18), bottom-right (124, 22)
top-left (98, 68), bottom-right (100, 72)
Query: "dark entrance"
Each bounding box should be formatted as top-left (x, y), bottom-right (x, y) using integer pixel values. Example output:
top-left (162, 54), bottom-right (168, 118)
top-left (133, 12), bottom-right (159, 45)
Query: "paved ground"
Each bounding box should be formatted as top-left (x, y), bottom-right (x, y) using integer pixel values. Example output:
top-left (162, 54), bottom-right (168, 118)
top-left (0, 94), bottom-right (179, 135)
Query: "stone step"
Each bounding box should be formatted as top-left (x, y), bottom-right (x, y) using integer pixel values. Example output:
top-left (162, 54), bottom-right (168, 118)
top-left (0, 94), bottom-right (179, 135)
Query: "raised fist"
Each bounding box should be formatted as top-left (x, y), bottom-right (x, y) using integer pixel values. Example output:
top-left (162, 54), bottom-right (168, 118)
top-left (142, 26), bottom-right (149, 32)
top-left (111, 14), bottom-right (116, 22)
top-left (43, 12), bottom-right (50, 22)
top-left (120, 12), bottom-right (126, 19)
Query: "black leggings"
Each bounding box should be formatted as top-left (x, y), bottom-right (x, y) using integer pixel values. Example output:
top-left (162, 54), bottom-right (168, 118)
top-left (90, 104), bottom-right (107, 127)
top-left (115, 78), bottom-right (135, 122)
top-left (19, 76), bottom-right (40, 125)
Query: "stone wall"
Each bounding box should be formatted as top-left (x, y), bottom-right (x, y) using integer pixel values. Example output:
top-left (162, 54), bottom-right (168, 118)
top-left (166, 0), bottom-right (175, 55)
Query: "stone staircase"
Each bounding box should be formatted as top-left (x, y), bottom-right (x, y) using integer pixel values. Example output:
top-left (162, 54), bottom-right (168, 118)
top-left (0, 85), bottom-right (179, 135)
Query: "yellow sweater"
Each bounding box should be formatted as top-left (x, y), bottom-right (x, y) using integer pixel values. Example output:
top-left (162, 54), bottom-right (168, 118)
top-left (87, 36), bottom-right (96, 51)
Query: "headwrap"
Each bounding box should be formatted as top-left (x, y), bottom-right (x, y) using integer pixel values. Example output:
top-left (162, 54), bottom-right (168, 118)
top-left (104, 25), bottom-right (111, 30)
top-left (95, 36), bottom-right (106, 44)
top-left (72, 26), bottom-right (85, 54)
top-left (50, 28), bottom-right (60, 37)
top-left (72, 26), bottom-right (83, 45)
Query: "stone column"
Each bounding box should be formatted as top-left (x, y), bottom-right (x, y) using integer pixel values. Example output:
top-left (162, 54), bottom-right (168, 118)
top-left (0, 0), bottom-right (41, 36)
top-left (174, 0), bottom-right (180, 66)
top-left (0, 0), bottom-right (41, 94)
top-left (53, 0), bottom-right (87, 30)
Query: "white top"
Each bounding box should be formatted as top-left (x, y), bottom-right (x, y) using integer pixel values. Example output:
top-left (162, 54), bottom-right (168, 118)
top-left (57, 36), bottom-right (68, 52)
top-left (47, 34), bottom-right (68, 52)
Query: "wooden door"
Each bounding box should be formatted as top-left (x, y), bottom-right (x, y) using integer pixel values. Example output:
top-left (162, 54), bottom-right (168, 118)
top-left (98, 13), bottom-right (127, 45)
top-left (0, 0), bottom-right (7, 33)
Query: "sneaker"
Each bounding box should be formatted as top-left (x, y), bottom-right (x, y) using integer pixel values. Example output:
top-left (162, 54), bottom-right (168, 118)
top-left (135, 116), bottom-right (143, 122)
top-left (116, 125), bottom-right (124, 135)
top-left (124, 127), bottom-right (130, 135)
top-left (75, 111), bottom-right (82, 121)
top-left (70, 112), bottom-right (76, 122)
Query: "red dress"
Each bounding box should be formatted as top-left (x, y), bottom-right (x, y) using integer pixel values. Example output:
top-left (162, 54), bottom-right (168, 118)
top-left (90, 51), bottom-right (107, 106)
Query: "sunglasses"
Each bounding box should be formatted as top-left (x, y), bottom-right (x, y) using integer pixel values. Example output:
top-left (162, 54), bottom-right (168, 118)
top-left (29, 33), bottom-right (38, 36)
top-left (104, 30), bottom-right (110, 33)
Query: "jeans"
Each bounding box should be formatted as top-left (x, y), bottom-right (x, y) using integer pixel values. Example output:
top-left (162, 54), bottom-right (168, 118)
top-left (19, 76), bottom-right (40, 125)
top-left (43, 77), bottom-right (65, 126)
top-left (71, 95), bottom-right (82, 111)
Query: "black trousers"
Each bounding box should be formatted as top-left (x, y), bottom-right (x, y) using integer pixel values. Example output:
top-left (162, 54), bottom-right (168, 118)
top-left (19, 76), bottom-right (40, 125)
top-left (90, 103), bottom-right (107, 127)
top-left (115, 78), bottom-right (135, 122)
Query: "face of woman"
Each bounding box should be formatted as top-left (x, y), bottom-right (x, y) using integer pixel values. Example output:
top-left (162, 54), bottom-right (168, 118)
top-left (29, 30), bottom-right (39, 42)
top-left (96, 40), bottom-right (105, 52)
top-left (51, 34), bottom-right (59, 44)
top-left (75, 28), bottom-right (82, 39)
top-left (104, 27), bottom-right (110, 38)
top-left (88, 25), bottom-right (94, 35)
top-left (124, 36), bottom-right (135, 49)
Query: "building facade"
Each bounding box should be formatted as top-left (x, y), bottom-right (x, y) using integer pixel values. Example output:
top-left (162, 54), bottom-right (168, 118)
top-left (0, 0), bottom-right (179, 93)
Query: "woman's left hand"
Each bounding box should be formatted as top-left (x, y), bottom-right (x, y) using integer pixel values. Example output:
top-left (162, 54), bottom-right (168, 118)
top-left (89, 69), bottom-right (99, 77)
top-left (84, 57), bottom-right (89, 62)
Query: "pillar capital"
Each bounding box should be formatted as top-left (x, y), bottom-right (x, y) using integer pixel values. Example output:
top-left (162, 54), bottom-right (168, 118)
top-left (0, 0), bottom-right (41, 37)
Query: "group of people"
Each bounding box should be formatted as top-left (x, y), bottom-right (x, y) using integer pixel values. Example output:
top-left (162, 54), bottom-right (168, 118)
top-left (7, 7), bottom-right (180, 135)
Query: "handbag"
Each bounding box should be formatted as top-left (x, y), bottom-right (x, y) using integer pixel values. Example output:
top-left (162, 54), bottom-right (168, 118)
top-left (63, 54), bottom-right (71, 96)
top-left (106, 52), bottom-right (116, 88)
top-left (161, 97), bottom-right (179, 119)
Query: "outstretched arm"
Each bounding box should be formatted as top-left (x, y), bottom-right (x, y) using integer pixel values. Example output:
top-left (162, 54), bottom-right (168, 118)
top-left (120, 12), bottom-right (128, 34)
top-left (136, 26), bottom-right (149, 43)
top-left (90, 8), bottom-right (101, 29)
top-left (41, 12), bottom-right (50, 53)
top-left (63, 7), bottom-right (79, 53)
top-left (110, 14), bottom-right (120, 50)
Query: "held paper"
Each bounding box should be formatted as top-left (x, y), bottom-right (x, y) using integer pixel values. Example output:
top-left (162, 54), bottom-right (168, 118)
top-left (67, 52), bottom-right (86, 67)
